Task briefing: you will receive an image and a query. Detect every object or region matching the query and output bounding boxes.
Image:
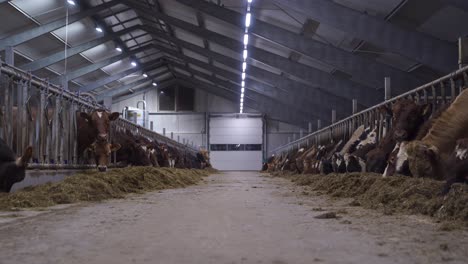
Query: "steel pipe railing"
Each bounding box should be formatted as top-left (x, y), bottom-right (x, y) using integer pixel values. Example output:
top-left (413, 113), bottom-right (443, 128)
top-left (0, 60), bottom-right (197, 170)
top-left (270, 65), bottom-right (468, 155)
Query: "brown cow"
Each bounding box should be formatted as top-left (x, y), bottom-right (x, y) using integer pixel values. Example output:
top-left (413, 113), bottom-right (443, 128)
top-left (87, 141), bottom-right (121, 172)
top-left (366, 100), bottom-right (429, 174)
top-left (406, 88), bottom-right (468, 179)
top-left (77, 110), bottom-right (120, 171)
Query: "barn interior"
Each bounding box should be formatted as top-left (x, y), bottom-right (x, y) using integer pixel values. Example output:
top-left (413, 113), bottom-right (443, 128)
top-left (0, 0), bottom-right (467, 263)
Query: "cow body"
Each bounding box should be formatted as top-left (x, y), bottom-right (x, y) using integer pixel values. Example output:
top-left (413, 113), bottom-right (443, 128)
top-left (0, 138), bottom-right (32, 192)
top-left (406, 89), bottom-right (468, 179)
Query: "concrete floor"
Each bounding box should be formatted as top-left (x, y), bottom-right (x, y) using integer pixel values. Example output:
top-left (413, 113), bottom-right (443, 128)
top-left (0, 171), bottom-right (466, 264)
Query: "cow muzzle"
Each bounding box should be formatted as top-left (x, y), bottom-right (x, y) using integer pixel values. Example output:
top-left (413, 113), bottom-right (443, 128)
top-left (394, 130), bottom-right (408, 141)
top-left (98, 165), bottom-right (108, 172)
top-left (97, 133), bottom-right (108, 142)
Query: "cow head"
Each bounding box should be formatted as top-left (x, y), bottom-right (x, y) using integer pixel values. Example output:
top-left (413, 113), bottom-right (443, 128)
top-left (383, 142), bottom-right (411, 177)
top-left (80, 110), bottom-right (120, 142)
top-left (88, 142), bottom-right (121, 172)
top-left (406, 141), bottom-right (442, 179)
top-left (391, 100), bottom-right (431, 141)
top-left (1, 146), bottom-right (33, 192)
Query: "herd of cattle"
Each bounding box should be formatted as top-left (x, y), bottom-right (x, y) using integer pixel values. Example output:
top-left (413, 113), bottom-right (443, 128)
top-left (77, 110), bottom-right (210, 172)
top-left (266, 88), bottom-right (468, 194)
top-left (0, 110), bottom-right (210, 192)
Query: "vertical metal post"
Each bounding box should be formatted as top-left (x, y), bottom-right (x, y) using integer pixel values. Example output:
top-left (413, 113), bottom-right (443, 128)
top-left (177, 135), bottom-right (180, 142)
top-left (287, 136), bottom-right (291, 143)
top-left (163, 128), bottom-right (166, 136)
top-left (459, 37), bottom-right (468, 69)
top-left (317, 119), bottom-right (322, 130)
top-left (5, 46), bottom-right (14, 65)
top-left (308, 122), bottom-right (312, 134)
top-left (150, 121), bottom-right (154, 131)
top-left (299, 129), bottom-right (303, 138)
top-left (171, 132), bottom-right (174, 139)
top-left (331, 110), bottom-right (336, 124)
top-left (61, 75), bottom-right (68, 91)
top-left (352, 99), bottom-right (358, 114)
top-left (385, 77), bottom-right (391, 100)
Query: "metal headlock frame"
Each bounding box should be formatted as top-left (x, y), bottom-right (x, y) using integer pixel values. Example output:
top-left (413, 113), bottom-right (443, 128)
top-left (0, 60), bottom-right (198, 170)
top-left (270, 65), bottom-right (468, 156)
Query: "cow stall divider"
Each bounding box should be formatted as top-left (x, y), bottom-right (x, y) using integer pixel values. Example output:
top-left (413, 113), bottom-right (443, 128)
top-left (269, 65), bottom-right (468, 157)
top-left (0, 61), bottom-right (198, 170)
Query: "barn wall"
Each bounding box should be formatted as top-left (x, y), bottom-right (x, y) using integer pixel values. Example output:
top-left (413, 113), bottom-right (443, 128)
top-left (111, 89), bottom-right (257, 149)
top-left (266, 119), bottom-right (302, 155)
top-left (110, 86), bottom-right (299, 154)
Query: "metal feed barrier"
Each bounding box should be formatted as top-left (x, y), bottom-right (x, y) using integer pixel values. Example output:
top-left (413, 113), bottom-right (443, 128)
top-left (270, 65), bottom-right (468, 156)
top-left (0, 60), bottom-right (198, 170)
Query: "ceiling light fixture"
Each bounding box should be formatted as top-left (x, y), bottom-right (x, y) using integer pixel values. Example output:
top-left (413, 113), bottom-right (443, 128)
top-left (67, 0), bottom-right (76, 5)
top-left (95, 26), bottom-right (103, 33)
top-left (239, 0), bottom-right (253, 114)
top-left (143, 73), bottom-right (148, 78)
top-left (245, 13), bottom-right (251, 27)
top-left (131, 61), bottom-right (137, 67)
top-left (115, 47), bottom-right (122, 52)
top-left (153, 82), bottom-right (158, 86)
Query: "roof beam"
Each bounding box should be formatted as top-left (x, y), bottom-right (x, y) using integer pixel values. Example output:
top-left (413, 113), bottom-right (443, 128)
top-left (51, 44), bottom-right (156, 84)
top-left (79, 59), bottom-right (166, 93)
top-left (123, 3), bottom-right (380, 105)
top-left (165, 53), bottom-right (335, 119)
top-left (153, 43), bottom-right (338, 110)
top-left (20, 25), bottom-right (143, 72)
top-left (96, 69), bottom-right (171, 100)
top-left (149, 38), bottom-right (356, 117)
top-left (269, 0), bottom-right (456, 73)
top-left (170, 61), bottom-right (327, 122)
top-left (110, 79), bottom-right (177, 103)
top-left (0, 0), bottom-right (121, 50)
top-left (174, 0), bottom-right (429, 92)
top-left (176, 76), bottom-right (311, 128)
top-left (142, 28), bottom-right (367, 113)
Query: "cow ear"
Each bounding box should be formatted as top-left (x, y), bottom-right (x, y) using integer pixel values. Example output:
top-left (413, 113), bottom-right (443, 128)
top-left (111, 143), bottom-right (121, 152)
top-left (109, 112), bottom-right (120, 121)
top-left (80, 112), bottom-right (91, 121)
top-left (17, 146), bottom-right (33, 167)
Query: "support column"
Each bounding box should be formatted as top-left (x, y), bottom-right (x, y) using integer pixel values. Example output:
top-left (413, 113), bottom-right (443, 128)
top-left (331, 110), bottom-right (336, 124)
top-left (61, 75), bottom-right (69, 91)
top-left (459, 37), bottom-right (468, 69)
top-left (385, 77), bottom-right (391, 101)
top-left (308, 122), bottom-right (312, 134)
top-left (317, 119), bottom-right (322, 130)
top-left (5, 46), bottom-right (14, 65)
top-left (352, 99), bottom-right (358, 114)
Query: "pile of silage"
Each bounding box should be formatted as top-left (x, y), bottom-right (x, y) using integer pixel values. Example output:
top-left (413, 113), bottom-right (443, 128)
top-left (273, 172), bottom-right (468, 223)
top-left (0, 167), bottom-right (213, 210)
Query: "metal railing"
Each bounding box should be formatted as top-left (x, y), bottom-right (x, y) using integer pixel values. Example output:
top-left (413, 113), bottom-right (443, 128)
top-left (270, 65), bottom-right (468, 155)
top-left (0, 60), bottom-right (197, 170)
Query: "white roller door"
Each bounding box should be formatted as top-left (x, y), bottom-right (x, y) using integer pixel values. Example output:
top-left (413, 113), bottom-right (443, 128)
top-left (209, 116), bottom-right (263, 171)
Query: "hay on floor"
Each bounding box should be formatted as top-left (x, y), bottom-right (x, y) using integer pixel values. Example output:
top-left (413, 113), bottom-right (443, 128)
top-left (272, 172), bottom-right (468, 223)
top-left (0, 167), bottom-right (213, 211)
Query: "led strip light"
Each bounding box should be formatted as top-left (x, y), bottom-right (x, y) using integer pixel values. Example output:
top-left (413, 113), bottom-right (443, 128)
top-left (239, 0), bottom-right (253, 114)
